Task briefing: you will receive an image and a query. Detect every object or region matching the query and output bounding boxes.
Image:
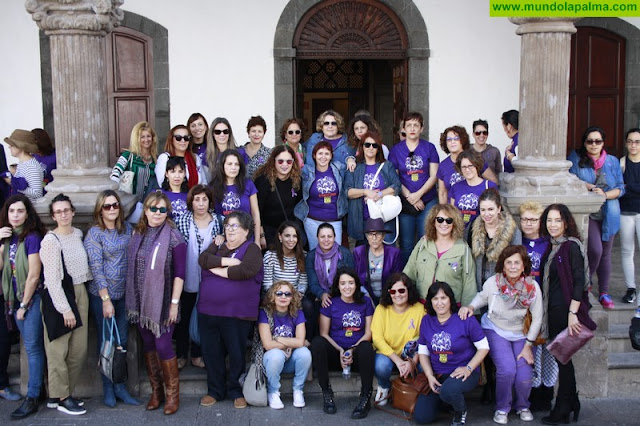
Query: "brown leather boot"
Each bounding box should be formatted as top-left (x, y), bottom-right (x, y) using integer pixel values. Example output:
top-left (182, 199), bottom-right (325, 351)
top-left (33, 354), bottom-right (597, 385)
top-left (161, 357), bottom-right (180, 415)
top-left (143, 351), bottom-right (164, 410)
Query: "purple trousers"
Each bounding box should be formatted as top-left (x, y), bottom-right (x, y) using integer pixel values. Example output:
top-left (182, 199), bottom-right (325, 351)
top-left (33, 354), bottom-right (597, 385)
top-left (588, 218), bottom-right (614, 295)
top-left (484, 328), bottom-right (532, 412)
top-left (138, 324), bottom-right (176, 361)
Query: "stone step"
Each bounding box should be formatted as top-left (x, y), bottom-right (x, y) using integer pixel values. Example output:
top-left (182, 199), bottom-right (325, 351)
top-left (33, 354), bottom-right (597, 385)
top-left (607, 352), bottom-right (640, 397)
top-left (604, 302), bottom-right (638, 326)
top-left (607, 323), bottom-right (635, 353)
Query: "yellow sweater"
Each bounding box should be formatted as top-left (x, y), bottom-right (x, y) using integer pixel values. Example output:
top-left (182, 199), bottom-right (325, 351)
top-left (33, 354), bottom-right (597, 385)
top-left (371, 303), bottom-right (425, 356)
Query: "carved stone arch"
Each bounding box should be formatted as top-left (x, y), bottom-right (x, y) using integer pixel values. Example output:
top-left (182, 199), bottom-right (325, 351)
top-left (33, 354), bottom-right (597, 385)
top-left (274, 0), bottom-right (429, 139)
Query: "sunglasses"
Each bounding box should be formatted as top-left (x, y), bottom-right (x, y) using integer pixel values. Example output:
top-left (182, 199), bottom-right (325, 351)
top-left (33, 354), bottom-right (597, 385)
top-left (287, 130), bottom-right (302, 135)
top-left (102, 202), bottom-right (120, 211)
top-left (149, 206), bottom-right (168, 213)
top-left (364, 142), bottom-right (379, 149)
top-left (436, 216), bottom-right (454, 224)
top-left (446, 136), bottom-right (460, 142)
top-left (275, 291), bottom-right (293, 298)
top-left (388, 288), bottom-right (407, 295)
top-left (474, 130), bottom-right (489, 136)
top-left (586, 139), bottom-right (604, 145)
top-left (173, 135), bottom-right (191, 142)
top-left (323, 121), bottom-right (337, 126)
top-left (213, 129), bottom-right (230, 135)
top-left (277, 159), bottom-right (294, 165)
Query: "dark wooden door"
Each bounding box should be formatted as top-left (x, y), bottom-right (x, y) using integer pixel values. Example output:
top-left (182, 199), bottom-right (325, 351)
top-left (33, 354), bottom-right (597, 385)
top-left (568, 27), bottom-right (625, 156)
top-left (392, 60), bottom-right (407, 145)
top-left (106, 27), bottom-right (154, 164)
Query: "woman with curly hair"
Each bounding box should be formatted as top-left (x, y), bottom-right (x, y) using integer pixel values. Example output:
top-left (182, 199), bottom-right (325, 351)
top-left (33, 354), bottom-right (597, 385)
top-left (259, 280), bottom-right (311, 409)
top-left (205, 117), bottom-right (240, 177)
top-left (254, 145), bottom-right (303, 246)
top-left (240, 115), bottom-right (272, 179)
top-left (304, 110), bottom-right (356, 171)
top-left (280, 118), bottom-right (306, 168)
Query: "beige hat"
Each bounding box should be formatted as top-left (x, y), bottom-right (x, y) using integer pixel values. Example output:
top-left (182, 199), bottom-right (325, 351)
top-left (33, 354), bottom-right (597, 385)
top-left (4, 129), bottom-right (39, 154)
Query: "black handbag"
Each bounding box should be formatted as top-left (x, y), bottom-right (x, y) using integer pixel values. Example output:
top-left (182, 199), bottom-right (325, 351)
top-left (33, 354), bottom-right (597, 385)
top-left (100, 317), bottom-right (128, 383)
top-left (630, 316), bottom-right (640, 351)
top-left (40, 234), bottom-right (82, 342)
top-left (400, 195), bottom-right (420, 216)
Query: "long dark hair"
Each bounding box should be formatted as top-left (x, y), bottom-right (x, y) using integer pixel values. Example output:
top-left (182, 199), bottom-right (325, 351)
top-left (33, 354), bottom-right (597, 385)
top-left (540, 203), bottom-right (581, 240)
top-left (425, 281), bottom-right (458, 316)
top-left (577, 125), bottom-right (606, 169)
top-left (161, 156), bottom-right (189, 192)
top-left (378, 272), bottom-right (421, 307)
top-left (0, 194), bottom-right (47, 242)
top-left (329, 267), bottom-right (365, 304)
top-left (272, 221), bottom-right (305, 273)
top-left (211, 149), bottom-right (246, 204)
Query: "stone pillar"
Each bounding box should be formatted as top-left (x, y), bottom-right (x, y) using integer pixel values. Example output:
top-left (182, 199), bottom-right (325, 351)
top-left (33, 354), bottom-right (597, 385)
top-left (25, 0), bottom-right (135, 225)
top-left (501, 18), bottom-right (607, 397)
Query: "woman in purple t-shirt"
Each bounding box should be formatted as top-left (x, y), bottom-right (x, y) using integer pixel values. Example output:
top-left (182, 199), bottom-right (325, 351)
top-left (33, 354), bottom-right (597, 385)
top-left (450, 150), bottom-right (497, 229)
top-left (311, 268), bottom-right (375, 419)
top-left (259, 281), bottom-right (311, 410)
top-left (210, 149), bottom-right (262, 247)
top-left (161, 156), bottom-right (189, 223)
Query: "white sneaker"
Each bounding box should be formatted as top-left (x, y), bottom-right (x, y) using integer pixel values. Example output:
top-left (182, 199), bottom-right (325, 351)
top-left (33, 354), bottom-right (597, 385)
top-left (375, 386), bottom-right (390, 406)
top-left (268, 392), bottom-right (284, 410)
top-left (517, 408), bottom-right (534, 421)
top-left (293, 390), bottom-right (305, 408)
top-left (493, 410), bottom-right (508, 424)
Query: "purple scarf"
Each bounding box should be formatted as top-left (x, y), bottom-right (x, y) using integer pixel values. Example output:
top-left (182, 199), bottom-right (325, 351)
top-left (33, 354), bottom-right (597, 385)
top-left (126, 222), bottom-right (173, 337)
top-left (314, 243), bottom-right (342, 292)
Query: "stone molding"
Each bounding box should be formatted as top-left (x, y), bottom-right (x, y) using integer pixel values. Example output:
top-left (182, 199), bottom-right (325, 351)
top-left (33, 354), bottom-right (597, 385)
top-left (25, 0), bottom-right (123, 35)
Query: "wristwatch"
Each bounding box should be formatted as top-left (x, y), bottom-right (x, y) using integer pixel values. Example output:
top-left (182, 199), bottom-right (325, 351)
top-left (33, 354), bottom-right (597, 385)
top-left (171, 298), bottom-right (180, 305)
top-left (101, 294), bottom-right (111, 302)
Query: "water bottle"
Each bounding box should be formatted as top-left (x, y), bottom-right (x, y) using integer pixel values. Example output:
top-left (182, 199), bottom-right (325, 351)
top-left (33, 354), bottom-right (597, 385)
top-left (342, 350), bottom-right (351, 379)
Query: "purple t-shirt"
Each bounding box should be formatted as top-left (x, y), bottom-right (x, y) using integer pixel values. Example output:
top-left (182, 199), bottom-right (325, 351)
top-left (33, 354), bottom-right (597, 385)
top-left (308, 168), bottom-right (339, 221)
top-left (363, 163), bottom-right (385, 220)
top-left (258, 308), bottom-right (306, 337)
top-left (9, 232), bottom-right (41, 298)
top-left (216, 179), bottom-right (257, 216)
top-left (450, 179), bottom-right (498, 227)
top-left (320, 296), bottom-right (374, 349)
top-left (437, 156), bottom-right (490, 192)
top-left (523, 236), bottom-right (550, 286)
top-left (418, 314), bottom-right (485, 375)
top-left (325, 136), bottom-right (342, 151)
top-left (389, 139), bottom-right (439, 203)
top-left (162, 190), bottom-right (188, 222)
top-left (33, 152), bottom-right (56, 184)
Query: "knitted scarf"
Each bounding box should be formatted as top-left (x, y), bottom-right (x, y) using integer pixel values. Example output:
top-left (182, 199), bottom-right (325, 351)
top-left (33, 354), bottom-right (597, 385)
top-left (314, 243), bottom-right (342, 292)
top-left (2, 230), bottom-right (28, 310)
top-left (495, 273), bottom-right (536, 309)
top-left (126, 222), bottom-right (174, 337)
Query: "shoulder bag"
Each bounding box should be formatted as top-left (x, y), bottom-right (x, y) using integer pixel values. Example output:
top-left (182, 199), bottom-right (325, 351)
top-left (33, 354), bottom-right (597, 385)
top-left (119, 153), bottom-right (135, 194)
top-left (242, 311), bottom-right (274, 406)
top-left (375, 372), bottom-right (433, 420)
top-left (99, 317), bottom-right (128, 383)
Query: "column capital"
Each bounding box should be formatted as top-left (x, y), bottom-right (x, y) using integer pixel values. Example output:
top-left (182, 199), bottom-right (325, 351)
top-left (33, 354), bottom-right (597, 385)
top-left (25, 0), bottom-right (124, 36)
top-left (509, 17), bottom-right (578, 35)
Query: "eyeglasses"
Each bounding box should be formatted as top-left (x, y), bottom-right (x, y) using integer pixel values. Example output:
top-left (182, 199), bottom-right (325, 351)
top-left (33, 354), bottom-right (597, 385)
top-left (364, 142), bottom-right (379, 149)
top-left (224, 223), bottom-right (240, 231)
top-left (173, 135), bottom-right (191, 142)
top-left (102, 202), bottom-right (120, 211)
top-left (323, 121), bottom-right (337, 126)
top-left (149, 206), bottom-right (168, 213)
top-left (460, 164), bottom-right (476, 170)
top-left (53, 208), bottom-right (73, 216)
top-left (277, 159), bottom-right (294, 165)
top-left (436, 216), bottom-right (454, 224)
top-left (275, 291), bottom-right (293, 298)
top-left (586, 139), bottom-right (604, 145)
top-left (388, 288), bottom-right (407, 295)
top-left (520, 217), bottom-right (540, 224)
top-left (474, 131), bottom-right (489, 136)
top-left (627, 139), bottom-right (640, 145)
top-left (213, 129), bottom-right (230, 135)
top-left (446, 136), bottom-right (460, 142)
top-left (366, 231), bottom-right (383, 238)
top-left (287, 130), bottom-right (301, 135)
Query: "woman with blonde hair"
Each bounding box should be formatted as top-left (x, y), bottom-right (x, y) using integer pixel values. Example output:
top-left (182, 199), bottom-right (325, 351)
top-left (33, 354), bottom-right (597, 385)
top-left (304, 110), bottom-right (356, 171)
top-left (110, 121), bottom-right (158, 200)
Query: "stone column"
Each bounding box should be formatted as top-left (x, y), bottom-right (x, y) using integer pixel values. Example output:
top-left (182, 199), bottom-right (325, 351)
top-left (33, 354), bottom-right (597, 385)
top-left (25, 0), bottom-right (135, 224)
top-left (501, 18), bottom-right (607, 398)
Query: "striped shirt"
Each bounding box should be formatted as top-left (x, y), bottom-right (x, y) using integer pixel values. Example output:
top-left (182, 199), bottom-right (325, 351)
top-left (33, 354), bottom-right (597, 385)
top-left (110, 151), bottom-right (156, 197)
top-left (262, 250), bottom-right (307, 295)
top-left (83, 223), bottom-right (132, 300)
top-left (15, 158), bottom-right (44, 201)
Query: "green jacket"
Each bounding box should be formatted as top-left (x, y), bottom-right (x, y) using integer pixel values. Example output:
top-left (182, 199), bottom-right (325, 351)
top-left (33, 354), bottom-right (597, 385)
top-left (403, 238), bottom-right (477, 306)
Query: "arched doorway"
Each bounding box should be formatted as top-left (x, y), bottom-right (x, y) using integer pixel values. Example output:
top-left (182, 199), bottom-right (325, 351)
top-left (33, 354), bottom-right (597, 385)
top-left (274, 0), bottom-right (429, 144)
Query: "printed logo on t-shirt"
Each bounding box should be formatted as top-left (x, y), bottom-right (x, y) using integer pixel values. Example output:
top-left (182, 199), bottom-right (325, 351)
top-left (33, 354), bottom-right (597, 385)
top-left (274, 324), bottom-right (294, 338)
top-left (449, 172), bottom-right (464, 187)
top-left (171, 199), bottom-right (187, 219)
top-left (316, 176), bottom-right (337, 203)
top-left (528, 250), bottom-right (542, 270)
top-left (363, 172), bottom-right (381, 190)
top-left (431, 330), bottom-right (453, 364)
top-left (342, 310), bottom-right (363, 337)
top-left (456, 193), bottom-right (479, 223)
top-left (369, 259), bottom-right (382, 276)
top-left (405, 155), bottom-right (424, 174)
top-left (221, 191), bottom-right (241, 214)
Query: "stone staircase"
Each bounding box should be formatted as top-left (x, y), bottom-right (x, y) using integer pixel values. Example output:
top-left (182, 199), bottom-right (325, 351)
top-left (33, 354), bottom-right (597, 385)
top-left (604, 302), bottom-right (640, 397)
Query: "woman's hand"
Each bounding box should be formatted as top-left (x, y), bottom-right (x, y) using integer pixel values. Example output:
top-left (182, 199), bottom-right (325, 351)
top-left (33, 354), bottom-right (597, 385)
top-left (451, 365), bottom-right (471, 382)
top-left (506, 141), bottom-right (514, 154)
top-left (396, 359), bottom-right (415, 378)
top-left (0, 226), bottom-right (12, 239)
top-left (224, 257), bottom-right (242, 267)
top-left (517, 343), bottom-right (534, 365)
top-left (321, 293), bottom-right (332, 308)
top-left (458, 306), bottom-right (474, 320)
top-left (413, 200), bottom-right (425, 211)
top-left (346, 157), bottom-right (356, 172)
top-left (214, 235), bottom-right (225, 246)
top-left (340, 349), bottom-right (353, 368)
top-left (63, 310), bottom-right (76, 329)
top-left (426, 373), bottom-right (442, 393)
top-left (406, 191), bottom-right (421, 205)
top-left (16, 307), bottom-right (26, 321)
top-left (260, 235), bottom-right (267, 249)
top-left (102, 300), bottom-right (114, 319)
top-left (568, 313), bottom-right (582, 336)
top-left (169, 304), bottom-right (179, 324)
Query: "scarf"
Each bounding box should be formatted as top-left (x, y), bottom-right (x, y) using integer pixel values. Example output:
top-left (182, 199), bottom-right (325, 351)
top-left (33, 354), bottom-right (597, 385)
top-left (126, 222), bottom-right (174, 337)
top-left (184, 152), bottom-right (199, 188)
top-left (314, 243), bottom-right (342, 292)
top-left (590, 149), bottom-right (607, 172)
top-left (2, 229), bottom-right (28, 312)
top-left (496, 272), bottom-right (536, 309)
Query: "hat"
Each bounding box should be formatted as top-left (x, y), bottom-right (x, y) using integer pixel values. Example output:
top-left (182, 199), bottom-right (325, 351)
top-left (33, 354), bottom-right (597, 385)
top-left (4, 130), bottom-right (39, 154)
top-left (364, 218), bottom-right (390, 234)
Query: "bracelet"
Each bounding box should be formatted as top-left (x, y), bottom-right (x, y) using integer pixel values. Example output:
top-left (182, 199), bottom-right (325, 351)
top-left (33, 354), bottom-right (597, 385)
top-left (101, 294), bottom-right (111, 302)
top-left (466, 364), bottom-right (473, 372)
top-left (171, 298), bottom-right (179, 305)
top-left (569, 310), bottom-right (578, 315)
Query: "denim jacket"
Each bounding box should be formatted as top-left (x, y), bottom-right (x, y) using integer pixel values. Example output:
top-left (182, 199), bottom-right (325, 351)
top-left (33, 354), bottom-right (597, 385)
top-left (304, 132), bottom-right (355, 167)
top-left (568, 150), bottom-right (625, 241)
top-left (294, 162), bottom-right (348, 221)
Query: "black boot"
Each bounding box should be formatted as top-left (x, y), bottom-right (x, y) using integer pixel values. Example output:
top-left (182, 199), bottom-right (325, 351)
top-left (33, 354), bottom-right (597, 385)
top-left (451, 409), bottom-right (468, 425)
top-left (351, 389), bottom-right (372, 419)
top-left (11, 397), bottom-right (38, 419)
top-left (322, 385), bottom-right (336, 414)
top-left (539, 385), bottom-right (554, 412)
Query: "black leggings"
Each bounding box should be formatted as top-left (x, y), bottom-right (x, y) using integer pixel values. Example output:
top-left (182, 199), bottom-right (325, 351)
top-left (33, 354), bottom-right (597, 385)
top-left (311, 336), bottom-right (374, 392)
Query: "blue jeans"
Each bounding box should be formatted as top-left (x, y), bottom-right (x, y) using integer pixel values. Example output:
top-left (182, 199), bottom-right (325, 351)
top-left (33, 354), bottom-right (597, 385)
top-left (263, 347), bottom-right (311, 394)
top-left (89, 293), bottom-right (129, 352)
top-left (413, 369), bottom-right (480, 424)
top-left (399, 197), bottom-right (437, 265)
top-left (14, 292), bottom-right (44, 399)
top-left (304, 218), bottom-right (342, 251)
top-left (374, 353), bottom-right (395, 389)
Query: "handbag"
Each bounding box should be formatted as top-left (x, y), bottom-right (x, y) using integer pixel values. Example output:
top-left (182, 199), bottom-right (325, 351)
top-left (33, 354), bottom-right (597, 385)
top-left (99, 317), bottom-right (128, 383)
top-left (242, 312), bottom-right (274, 407)
top-left (40, 233), bottom-right (82, 342)
top-left (400, 195), bottom-right (420, 216)
top-left (629, 316), bottom-right (640, 351)
top-left (118, 153), bottom-right (135, 194)
top-left (523, 309), bottom-right (546, 345)
top-left (546, 326), bottom-right (594, 365)
top-left (376, 373), bottom-right (432, 420)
